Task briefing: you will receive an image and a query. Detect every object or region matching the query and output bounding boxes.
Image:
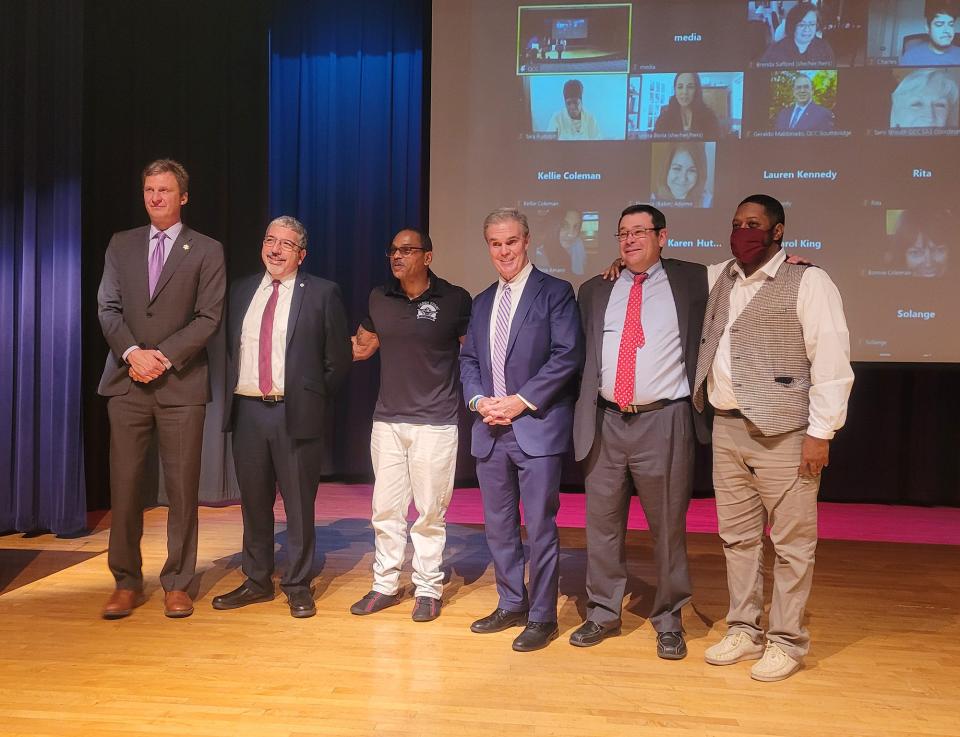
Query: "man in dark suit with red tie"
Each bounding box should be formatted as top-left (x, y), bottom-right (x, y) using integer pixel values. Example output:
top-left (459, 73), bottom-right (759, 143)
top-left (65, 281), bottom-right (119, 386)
top-left (460, 208), bottom-right (584, 652)
top-left (98, 159), bottom-right (226, 619)
top-left (212, 216), bottom-right (351, 618)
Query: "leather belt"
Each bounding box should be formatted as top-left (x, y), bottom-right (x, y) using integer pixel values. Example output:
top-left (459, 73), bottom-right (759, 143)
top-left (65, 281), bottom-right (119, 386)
top-left (238, 394), bottom-right (284, 403)
top-left (597, 395), bottom-right (687, 415)
top-left (713, 408), bottom-right (745, 419)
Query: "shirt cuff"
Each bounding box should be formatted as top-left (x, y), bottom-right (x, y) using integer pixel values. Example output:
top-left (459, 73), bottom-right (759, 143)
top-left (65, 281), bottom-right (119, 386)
top-left (806, 425), bottom-right (835, 440)
top-left (469, 394), bottom-right (484, 412)
top-left (516, 394), bottom-right (537, 411)
top-left (122, 345), bottom-right (138, 362)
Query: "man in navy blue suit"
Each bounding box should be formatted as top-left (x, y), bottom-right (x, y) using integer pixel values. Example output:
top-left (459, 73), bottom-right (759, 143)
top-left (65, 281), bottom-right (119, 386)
top-left (460, 207), bottom-right (584, 652)
top-left (774, 75), bottom-right (834, 132)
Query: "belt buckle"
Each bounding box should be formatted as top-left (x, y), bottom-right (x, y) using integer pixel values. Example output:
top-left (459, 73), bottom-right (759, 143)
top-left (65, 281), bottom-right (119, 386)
top-left (262, 395), bottom-right (280, 403)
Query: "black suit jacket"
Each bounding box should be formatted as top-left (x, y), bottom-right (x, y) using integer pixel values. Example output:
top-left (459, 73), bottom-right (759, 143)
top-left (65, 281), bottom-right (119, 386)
top-left (573, 257), bottom-right (710, 462)
top-left (222, 271), bottom-right (351, 442)
top-left (97, 224), bottom-right (226, 404)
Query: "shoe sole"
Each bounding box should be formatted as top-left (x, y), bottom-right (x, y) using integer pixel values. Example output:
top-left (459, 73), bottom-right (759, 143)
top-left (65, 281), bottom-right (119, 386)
top-left (750, 663), bottom-right (802, 682)
top-left (569, 626), bottom-right (621, 648)
top-left (705, 650), bottom-right (764, 666)
top-left (470, 617), bottom-right (528, 634)
top-left (512, 628), bottom-right (559, 652)
top-left (164, 608), bottom-right (194, 619)
top-left (290, 608), bottom-right (316, 619)
top-left (211, 595), bottom-right (275, 611)
top-left (658, 648), bottom-right (687, 660)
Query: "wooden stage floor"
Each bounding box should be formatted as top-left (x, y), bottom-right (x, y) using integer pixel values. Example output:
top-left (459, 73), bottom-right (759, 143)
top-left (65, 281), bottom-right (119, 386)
top-left (1, 486), bottom-right (958, 737)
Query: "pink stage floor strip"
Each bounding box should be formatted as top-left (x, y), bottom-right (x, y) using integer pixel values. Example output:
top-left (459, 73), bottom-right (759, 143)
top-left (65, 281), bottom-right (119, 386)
top-left (313, 484), bottom-right (960, 546)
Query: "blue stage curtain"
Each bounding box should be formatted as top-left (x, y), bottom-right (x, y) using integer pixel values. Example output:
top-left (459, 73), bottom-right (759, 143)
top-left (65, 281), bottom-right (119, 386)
top-left (0, 1), bottom-right (86, 534)
top-left (269, 0), bottom-right (428, 476)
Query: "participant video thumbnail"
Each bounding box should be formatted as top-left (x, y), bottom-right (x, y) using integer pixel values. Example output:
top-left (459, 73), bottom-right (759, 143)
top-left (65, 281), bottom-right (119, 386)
top-left (649, 141), bottom-right (717, 209)
top-left (874, 66), bottom-right (960, 134)
top-left (767, 69), bottom-right (838, 133)
top-left (626, 71), bottom-right (744, 139)
top-left (874, 208), bottom-right (954, 278)
top-left (523, 201), bottom-right (601, 276)
top-left (522, 74), bottom-right (627, 140)
top-left (517, 3), bottom-right (631, 75)
top-left (751, 0), bottom-right (867, 68)
top-left (867, 0), bottom-right (960, 66)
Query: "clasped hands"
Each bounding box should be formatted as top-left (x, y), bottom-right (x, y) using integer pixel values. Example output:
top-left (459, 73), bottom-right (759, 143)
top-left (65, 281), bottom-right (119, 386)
top-left (127, 348), bottom-right (170, 383)
top-left (477, 395), bottom-right (527, 425)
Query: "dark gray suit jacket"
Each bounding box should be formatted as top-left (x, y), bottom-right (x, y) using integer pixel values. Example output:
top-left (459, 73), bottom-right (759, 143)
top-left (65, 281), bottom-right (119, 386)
top-left (573, 257), bottom-right (711, 462)
top-left (97, 224), bottom-right (226, 405)
top-left (222, 271), bottom-right (351, 443)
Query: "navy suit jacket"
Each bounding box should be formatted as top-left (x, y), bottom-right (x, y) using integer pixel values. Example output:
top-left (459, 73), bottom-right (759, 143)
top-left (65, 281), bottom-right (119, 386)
top-left (222, 271), bottom-right (351, 445)
top-left (460, 266), bottom-right (584, 459)
top-left (774, 102), bottom-right (834, 132)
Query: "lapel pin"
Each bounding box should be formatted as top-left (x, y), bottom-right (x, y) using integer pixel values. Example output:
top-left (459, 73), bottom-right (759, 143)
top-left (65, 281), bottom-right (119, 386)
top-left (299, 282), bottom-right (304, 287)
top-left (182, 243), bottom-right (191, 251)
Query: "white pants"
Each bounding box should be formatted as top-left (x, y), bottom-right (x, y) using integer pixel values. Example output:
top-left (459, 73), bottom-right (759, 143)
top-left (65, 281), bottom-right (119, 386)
top-left (370, 421), bottom-right (458, 599)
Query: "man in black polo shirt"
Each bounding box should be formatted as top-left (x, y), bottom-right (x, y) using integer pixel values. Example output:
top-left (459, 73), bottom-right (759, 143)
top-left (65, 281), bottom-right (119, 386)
top-left (350, 228), bottom-right (472, 622)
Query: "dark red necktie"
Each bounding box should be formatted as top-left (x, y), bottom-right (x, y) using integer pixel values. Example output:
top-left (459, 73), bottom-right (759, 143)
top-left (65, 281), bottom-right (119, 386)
top-left (613, 272), bottom-right (648, 408)
top-left (258, 280), bottom-right (281, 396)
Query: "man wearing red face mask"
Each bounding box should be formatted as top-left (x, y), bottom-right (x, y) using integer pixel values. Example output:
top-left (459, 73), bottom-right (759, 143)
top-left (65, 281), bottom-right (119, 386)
top-left (692, 194), bottom-right (853, 682)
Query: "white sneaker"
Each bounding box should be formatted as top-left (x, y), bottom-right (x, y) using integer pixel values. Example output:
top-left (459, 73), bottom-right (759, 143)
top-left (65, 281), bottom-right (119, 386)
top-left (750, 643), bottom-right (802, 682)
top-left (704, 631), bottom-right (764, 665)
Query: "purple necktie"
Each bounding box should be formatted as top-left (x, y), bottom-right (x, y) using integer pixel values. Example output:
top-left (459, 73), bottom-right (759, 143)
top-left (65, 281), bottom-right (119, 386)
top-left (492, 284), bottom-right (512, 397)
top-left (258, 280), bottom-right (281, 396)
top-left (149, 231), bottom-right (167, 298)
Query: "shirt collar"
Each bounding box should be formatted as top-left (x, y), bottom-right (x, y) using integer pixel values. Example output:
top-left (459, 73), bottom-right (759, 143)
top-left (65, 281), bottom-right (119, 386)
top-left (498, 260), bottom-right (533, 289)
top-left (620, 258), bottom-right (662, 284)
top-left (260, 269), bottom-right (299, 290)
top-left (150, 222), bottom-right (183, 244)
top-left (384, 270), bottom-right (438, 300)
top-left (731, 248), bottom-right (786, 282)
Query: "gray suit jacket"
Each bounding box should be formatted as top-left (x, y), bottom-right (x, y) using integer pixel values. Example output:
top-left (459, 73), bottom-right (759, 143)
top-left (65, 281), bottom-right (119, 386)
top-left (97, 224), bottom-right (227, 405)
top-left (573, 257), bottom-right (711, 461)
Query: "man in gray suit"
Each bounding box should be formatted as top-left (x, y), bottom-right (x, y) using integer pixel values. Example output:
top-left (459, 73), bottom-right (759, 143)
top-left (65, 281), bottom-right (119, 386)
top-left (97, 159), bottom-right (226, 619)
top-left (212, 216), bottom-right (351, 618)
top-left (570, 204), bottom-right (709, 658)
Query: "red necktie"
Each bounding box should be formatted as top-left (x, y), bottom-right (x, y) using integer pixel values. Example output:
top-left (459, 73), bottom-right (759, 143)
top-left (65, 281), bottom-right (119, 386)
top-left (613, 272), bottom-right (648, 408)
top-left (258, 280), bottom-right (281, 396)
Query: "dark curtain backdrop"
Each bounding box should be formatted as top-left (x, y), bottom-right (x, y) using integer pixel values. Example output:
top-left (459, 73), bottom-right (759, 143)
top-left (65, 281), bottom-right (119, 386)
top-left (80, 0), bottom-right (270, 510)
top-left (1, 1), bottom-right (87, 535)
top-left (268, 0), bottom-right (453, 480)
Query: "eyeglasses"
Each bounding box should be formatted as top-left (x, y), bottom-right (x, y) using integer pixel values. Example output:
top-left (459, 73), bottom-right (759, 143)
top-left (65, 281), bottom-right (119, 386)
top-left (385, 246), bottom-right (426, 257)
top-left (615, 227), bottom-right (661, 242)
top-left (795, 21), bottom-right (817, 30)
top-left (263, 235), bottom-right (302, 252)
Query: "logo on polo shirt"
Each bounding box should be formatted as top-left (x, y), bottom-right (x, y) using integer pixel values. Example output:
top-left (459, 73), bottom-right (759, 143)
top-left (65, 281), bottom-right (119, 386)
top-left (416, 301), bottom-right (439, 322)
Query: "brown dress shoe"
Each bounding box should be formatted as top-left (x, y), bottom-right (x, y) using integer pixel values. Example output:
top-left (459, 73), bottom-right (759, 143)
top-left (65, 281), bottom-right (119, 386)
top-left (102, 589), bottom-right (146, 620)
top-left (163, 590), bottom-right (194, 618)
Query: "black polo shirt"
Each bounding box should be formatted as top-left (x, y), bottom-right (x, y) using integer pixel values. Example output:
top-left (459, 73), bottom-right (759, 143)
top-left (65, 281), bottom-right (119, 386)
top-left (363, 271), bottom-right (472, 425)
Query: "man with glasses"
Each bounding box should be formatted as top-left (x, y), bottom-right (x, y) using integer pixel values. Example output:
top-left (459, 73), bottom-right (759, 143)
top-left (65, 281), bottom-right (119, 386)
top-left (349, 229), bottom-right (472, 621)
top-left (212, 216), bottom-right (351, 618)
top-left (569, 204), bottom-right (709, 658)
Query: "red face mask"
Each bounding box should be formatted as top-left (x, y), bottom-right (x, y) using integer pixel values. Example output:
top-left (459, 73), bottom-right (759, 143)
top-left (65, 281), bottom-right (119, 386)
top-left (730, 227), bottom-right (772, 266)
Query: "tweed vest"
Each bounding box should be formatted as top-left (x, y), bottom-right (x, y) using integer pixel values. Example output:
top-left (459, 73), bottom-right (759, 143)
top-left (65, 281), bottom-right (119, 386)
top-left (693, 260), bottom-right (811, 436)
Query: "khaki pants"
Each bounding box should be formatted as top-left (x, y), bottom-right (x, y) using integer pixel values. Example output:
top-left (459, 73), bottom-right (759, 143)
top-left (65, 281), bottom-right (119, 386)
top-left (712, 416), bottom-right (820, 659)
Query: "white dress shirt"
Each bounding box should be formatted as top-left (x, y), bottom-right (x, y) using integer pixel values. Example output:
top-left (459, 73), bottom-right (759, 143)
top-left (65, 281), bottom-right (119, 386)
top-left (706, 251), bottom-right (853, 439)
top-left (235, 270), bottom-right (298, 396)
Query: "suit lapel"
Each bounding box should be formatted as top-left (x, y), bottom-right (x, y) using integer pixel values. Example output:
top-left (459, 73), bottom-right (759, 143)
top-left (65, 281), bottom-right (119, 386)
top-left (131, 227), bottom-right (151, 303)
top-left (505, 267), bottom-right (545, 359)
top-left (590, 278), bottom-right (616, 367)
top-left (149, 225), bottom-right (192, 303)
top-left (475, 285), bottom-right (495, 372)
top-left (286, 273), bottom-right (306, 349)
top-left (662, 258), bottom-right (689, 350)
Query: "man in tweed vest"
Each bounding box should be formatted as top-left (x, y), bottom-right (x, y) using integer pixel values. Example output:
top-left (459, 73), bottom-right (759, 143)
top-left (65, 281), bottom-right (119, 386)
top-left (693, 194), bottom-right (853, 682)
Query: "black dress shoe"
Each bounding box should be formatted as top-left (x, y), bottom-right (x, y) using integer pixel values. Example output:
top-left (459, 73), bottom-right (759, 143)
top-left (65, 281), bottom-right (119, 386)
top-left (211, 584), bottom-right (274, 610)
top-left (287, 589), bottom-right (316, 618)
top-left (512, 621), bottom-right (559, 652)
top-left (470, 607), bottom-right (529, 633)
top-left (568, 620), bottom-right (622, 648)
top-left (657, 631), bottom-right (687, 660)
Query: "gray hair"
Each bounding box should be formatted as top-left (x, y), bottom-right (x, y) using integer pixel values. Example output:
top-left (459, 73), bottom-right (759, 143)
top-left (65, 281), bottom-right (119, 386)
top-left (890, 68), bottom-right (959, 128)
top-left (483, 208), bottom-right (529, 238)
top-left (267, 215), bottom-right (308, 249)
